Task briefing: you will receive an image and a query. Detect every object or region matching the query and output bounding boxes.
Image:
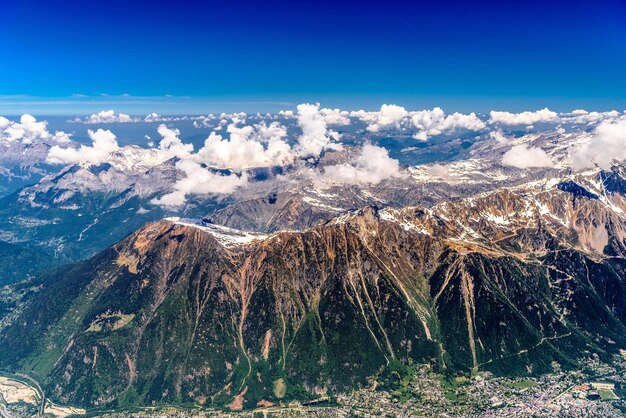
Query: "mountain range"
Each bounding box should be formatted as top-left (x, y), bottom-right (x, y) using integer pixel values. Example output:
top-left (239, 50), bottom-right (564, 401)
top-left (1, 165), bottom-right (624, 410)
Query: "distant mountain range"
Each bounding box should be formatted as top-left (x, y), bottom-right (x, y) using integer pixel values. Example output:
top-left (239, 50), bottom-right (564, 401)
top-left (0, 128), bottom-right (581, 273)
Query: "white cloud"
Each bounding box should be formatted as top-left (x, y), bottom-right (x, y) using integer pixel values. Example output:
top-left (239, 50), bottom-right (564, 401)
top-left (74, 110), bottom-right (137, 124)
top-left (364, 104), bottom-right (408, 132)
top-left (47, 129), bottom-right (120, 165)
top-left (195, 122), bottom-right (294, 170)
top-left (147, 107), bottom-right (353, 207)
top-left (351, 105), bottom-right (485, 139)
top-left (278, 110), bottom-right (294, 118)
top-left (144, 113), bottom-right (167, 123)
top-left (192, 114), bottom-right (219, 128)
top-left (296, 103), bottom-right (342, 158)
top-left (411, 107), bottom-right (485, 140)
top-left (152, 121), bottom-right (294, 207)
top-left (150, 159), bottom-right (248, 207)
top-left (428, 164), bottom-right (451, 179)
top-left (570, 117), bottom-right (626, 171)
top-left (144, 113), bottom-right (160, 122)
top-left (0, 114), bottom-right (71, 144)
top-left (156, 124), bottom-right (194, 158)
top-left (489, 130), bottom-right (508, 143)
top-left (349, 109), bottom-right (378, 122)
top-left (319, 144), bottom-right (401, 185)
top-left (489, 108), bottom-right (558, 125)
top-left (561, 110), bottom-right (622, 125)
top-left (320, 108), bottom-right (351, 126)
top-left (72, 111), bottom-right (201, 124)
top-left (501, 144), bottom-right (554, 168)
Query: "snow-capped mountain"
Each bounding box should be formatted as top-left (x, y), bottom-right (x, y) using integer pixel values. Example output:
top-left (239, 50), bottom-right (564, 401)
top-left (0, 125), bottom-right (616, 263)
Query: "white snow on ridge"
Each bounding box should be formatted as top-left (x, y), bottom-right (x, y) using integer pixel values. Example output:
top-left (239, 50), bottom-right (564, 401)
top-left (378, 208), bottom-right (431, 235)
top-left (301, 195), bottom-right (344, 212)
top-left (165, 217), bottom-right (269, 247)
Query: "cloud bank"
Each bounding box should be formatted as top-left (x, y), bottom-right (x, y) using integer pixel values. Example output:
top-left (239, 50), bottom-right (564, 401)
top-left (150, 159), bottom-right (248, 207)
top-left (74, 110), bottom-right (137, 124)
top-left (411, 107), bottom-right (485, 140)
top-left (350, 105), bottom-right (486, 139)
top-left (489, 108), bottom-right (559, 126)
top-left (6, 103), bottom-right (626, 209)
top-left (152, 105), bottom-right (345, 207)
top-left (0, 114), bottom-right (71, 144)
top-left (47, 129), bottom-right (120, 164)
top-left (361, 104), bottom-right (408, 132)
top-left (501, 144), bottom-right (554, 168)
top-left (196, 122), bottom-right (293, 170)
top-left (570, 117), bottom-right (626, 171)
top-left (320, 144), bottom-right (401, 186)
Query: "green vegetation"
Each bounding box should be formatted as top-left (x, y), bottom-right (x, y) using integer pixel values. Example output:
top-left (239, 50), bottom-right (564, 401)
top-left (444, 391), bottom-right (459, 401)
top-left (598, 389), bottom-right (618, 400)
top-left (86, 311), bottom-right (135, 332)
top-left (438, 374), bottom-right (470, 403)
top-left (509, 379), bottom-right (539, 389)
top-left (378, 361), bottom-right (427, 404)
top-left (0, 241), bottom-right (58, 286)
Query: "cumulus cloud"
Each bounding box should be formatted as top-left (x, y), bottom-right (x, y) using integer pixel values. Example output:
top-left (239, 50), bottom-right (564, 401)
top-left (350, 105), bottom-right (486, 139)
top-left (196, 122), bottom-right (294, 170)
top-left (489, 130), bottom-right (508, 143)
top-left (570, 117), bottom-right (626, 171)
top-left (150, 159), bottom-right (248, 207)
top-left (0, 114), bottom-right (71, 144)
top-left (489, 108), bottom-right (558, 125)
top-left (411, 107), bottom-right (485, 140)
top-left (363, 104), bottom-right (408, 132)
top-left (172, 105), bottom-right (345, 182)
top-left (561, 110), bottom-right (622, 125)
top-left (73, 111), bottom-right (201, 124)
top-left (319, 144), bottom-right (401, 185)
top-left (156, 124), bottom-right (194, 158)
top-left (47, 129), bottom-right (120, 165)
top-left (278, 110), bottom-right (294, 118)
top-left (349, 109), bottom-right (377, 122)
top-left (501, 144), bottom-right (554, 168)
top-left (320, 108), bottom-right (351, 126)
top-left (144, 113), bottom-right (162, 123)
top-left (193, 113), bottom-right (249, 128)
top-left (192, 114), bottom-right (218, 128)
top-left (143, 113), bottom-right (181, 123)
top-left (296, 103), bottom-right (342, 158)
top-left (73, 110), bottom-right (138, 124)
top-left (151, 120), bottom-right (295, 207)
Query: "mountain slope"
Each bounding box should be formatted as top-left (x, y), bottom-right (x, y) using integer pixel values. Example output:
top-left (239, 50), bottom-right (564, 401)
top-left (1, 170), bottom-right (625, 409)
top-left (0, 240), bottom-right (57, 285)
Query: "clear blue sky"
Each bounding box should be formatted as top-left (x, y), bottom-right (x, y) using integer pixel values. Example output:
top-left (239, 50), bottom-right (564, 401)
top-left (2, 0), bottom-right (626, 114)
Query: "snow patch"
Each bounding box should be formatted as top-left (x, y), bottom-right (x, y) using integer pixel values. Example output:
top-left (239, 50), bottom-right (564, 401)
top-left (165, 217), bottom-right (269, 247)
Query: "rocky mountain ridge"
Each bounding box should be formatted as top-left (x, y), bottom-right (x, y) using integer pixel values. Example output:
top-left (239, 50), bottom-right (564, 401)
top-left (1, 166), bottom-right (624, 409)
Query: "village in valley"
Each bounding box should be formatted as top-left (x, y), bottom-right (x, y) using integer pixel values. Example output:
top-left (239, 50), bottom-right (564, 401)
top-left (3, 351), bottom-right (623, 418)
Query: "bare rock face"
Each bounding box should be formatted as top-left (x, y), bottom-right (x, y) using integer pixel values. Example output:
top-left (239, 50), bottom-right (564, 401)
top-left (1, 169), bottom-right (625, 409)
top-left (206, 191), bottom-right (339, 232)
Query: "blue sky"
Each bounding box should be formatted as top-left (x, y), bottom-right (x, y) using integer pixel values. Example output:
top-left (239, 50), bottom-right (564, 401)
top-left (2, 0), bottom-right (626, 114)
